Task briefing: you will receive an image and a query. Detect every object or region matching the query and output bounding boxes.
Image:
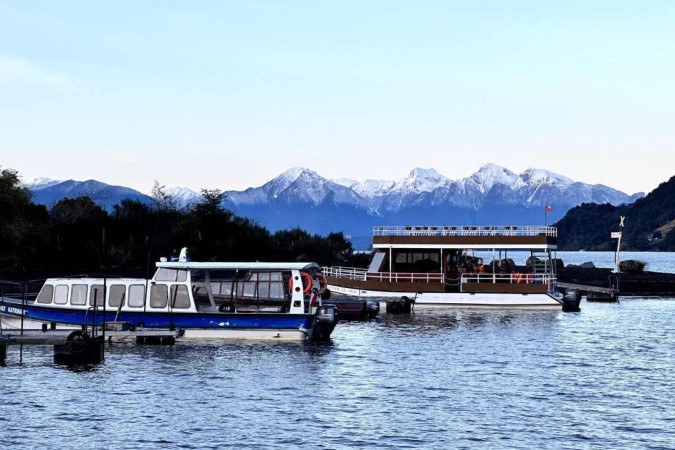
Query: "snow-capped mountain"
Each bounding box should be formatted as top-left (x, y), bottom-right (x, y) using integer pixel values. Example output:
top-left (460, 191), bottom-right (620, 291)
top-left (214, 164), bottom-right (643, 247)
top-left (225, 168), bottom-right (367, 207)
top-left (25, 164), bottom-right (645, 248)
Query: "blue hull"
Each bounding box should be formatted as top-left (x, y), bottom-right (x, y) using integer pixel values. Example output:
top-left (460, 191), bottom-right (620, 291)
top-left (0, 298), bottom-right (316, 333)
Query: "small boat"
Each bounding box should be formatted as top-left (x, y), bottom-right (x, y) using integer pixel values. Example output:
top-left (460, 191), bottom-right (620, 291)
top-left (319, 291), bottom-right (380, 321)
top-left (324, 225), bottom-right (563, 309)
top-left (0, 258), bottom-right (338, 341)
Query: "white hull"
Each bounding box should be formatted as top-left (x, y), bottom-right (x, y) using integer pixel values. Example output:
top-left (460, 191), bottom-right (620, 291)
top-left (328, 284), bottom-right (562, 309)
top-left (0, 314), bottom-right (78, 331)
top-left (181, 328), bottom-right (309, 341)
top-left (0, 313), bottom-right (310, 341)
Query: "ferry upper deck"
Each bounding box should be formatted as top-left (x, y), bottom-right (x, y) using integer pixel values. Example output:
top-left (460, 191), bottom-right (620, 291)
top-left (372, 225), bottom-right (557, 250)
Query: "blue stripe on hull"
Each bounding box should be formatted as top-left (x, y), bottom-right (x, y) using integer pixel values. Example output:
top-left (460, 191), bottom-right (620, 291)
top-left (0, 299), bottom-right (315, 332)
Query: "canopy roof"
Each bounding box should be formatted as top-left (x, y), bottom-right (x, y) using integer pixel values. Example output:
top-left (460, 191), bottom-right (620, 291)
top-left (156, 261), bottom-right (321, 271)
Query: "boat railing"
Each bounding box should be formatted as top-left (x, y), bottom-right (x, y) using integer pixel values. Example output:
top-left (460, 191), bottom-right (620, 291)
top-left (365, 272), bottom-right (445, 284)
top-left (373, 225), bottom-right (557, 237)
top-left (322, 268), bottom-right (444, 284)
top-left (322, 266), bottom-right (368, 280)
top-left (460, 273), bottom-right (554, 285)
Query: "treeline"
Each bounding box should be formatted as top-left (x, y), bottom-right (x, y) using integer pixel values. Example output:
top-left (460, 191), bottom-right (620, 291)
top-left (555, 175), bottom-right (675, 251)
top-left (0, 168), bottom-right (355, 277)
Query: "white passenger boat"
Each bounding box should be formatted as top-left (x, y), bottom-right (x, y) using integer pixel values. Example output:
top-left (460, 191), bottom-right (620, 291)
top-left (324, 225), bottom-right (562, 309)
top-left (0, 259), bottom-right (338, 341)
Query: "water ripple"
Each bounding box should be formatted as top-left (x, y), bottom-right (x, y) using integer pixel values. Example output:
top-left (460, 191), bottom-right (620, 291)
top-left (1, 298), bottom-right (675, 448)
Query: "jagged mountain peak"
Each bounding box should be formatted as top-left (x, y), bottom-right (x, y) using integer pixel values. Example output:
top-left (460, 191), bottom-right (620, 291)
top-left (465, 164), bottom-right (519, 192)
top-left (394, 167), bottom-right (449, 193)
top-left (272, 167), bottom-right (316, 184)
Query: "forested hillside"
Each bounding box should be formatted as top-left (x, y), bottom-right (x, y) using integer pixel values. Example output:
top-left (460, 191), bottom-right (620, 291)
top-left (555, 176), bottom-right (675, 250)
top-left (0, 167), bottom-right (354, 277)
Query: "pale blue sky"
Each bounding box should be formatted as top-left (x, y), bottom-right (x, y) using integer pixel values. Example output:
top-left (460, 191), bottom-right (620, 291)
top-left (1, 1), bottom-right (673, 194)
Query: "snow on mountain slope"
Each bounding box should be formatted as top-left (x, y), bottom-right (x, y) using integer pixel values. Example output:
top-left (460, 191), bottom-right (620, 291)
top-left (166, 187), bottom-right (200, 208)
top-left (225, 168), bottom-right (368, 207)
top-left (24, 177), bottom-right (63, 191)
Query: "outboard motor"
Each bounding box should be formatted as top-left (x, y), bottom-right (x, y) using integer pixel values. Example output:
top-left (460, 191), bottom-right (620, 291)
top-left (562, 289), bottom-right (582, 312)
top-left (312, 304), bottom-right (338, 341)
top-left (386, 296), bottom-right (414, 314)
top-left (366, 299), bottom-right (380, 319)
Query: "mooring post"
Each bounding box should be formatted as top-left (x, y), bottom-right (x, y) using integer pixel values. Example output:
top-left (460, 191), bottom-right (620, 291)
top-left (613, 216), bottom-right (626, 273)
top-left (0, 344), bottom-right (6, 364)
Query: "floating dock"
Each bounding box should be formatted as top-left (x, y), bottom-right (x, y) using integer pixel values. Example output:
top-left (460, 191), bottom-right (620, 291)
top-left (0, 327), bottom-right (184, 365)
top-left (557, 282), bottom-right (619, 301)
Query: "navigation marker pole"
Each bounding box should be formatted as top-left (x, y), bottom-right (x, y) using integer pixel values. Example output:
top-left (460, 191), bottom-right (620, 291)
top-left (612, 216), bottom-right (625, 273)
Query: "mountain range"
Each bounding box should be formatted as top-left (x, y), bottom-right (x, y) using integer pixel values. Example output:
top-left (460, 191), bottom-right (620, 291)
top-left (24, 164), bottom-right (643, 249)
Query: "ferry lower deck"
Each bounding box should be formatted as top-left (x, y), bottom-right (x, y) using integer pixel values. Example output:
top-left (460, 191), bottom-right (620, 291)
top-left (328, 285), bottom-right (562, 309)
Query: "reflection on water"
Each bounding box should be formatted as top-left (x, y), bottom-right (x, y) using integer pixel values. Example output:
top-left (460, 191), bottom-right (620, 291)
top-left (2, 299), bottom-right (675, 448)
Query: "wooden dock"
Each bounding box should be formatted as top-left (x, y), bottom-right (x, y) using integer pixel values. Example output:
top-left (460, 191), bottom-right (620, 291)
top-left (557, 282), bottom-right (619, 301)
top-left (0, 328), bottom-right (184, 346)
top-left (1, 328), bottom-right (184, 364)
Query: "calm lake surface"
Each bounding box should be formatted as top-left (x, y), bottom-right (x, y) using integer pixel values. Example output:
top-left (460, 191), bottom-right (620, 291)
top-left (1, 252), bottom-right (674, 449)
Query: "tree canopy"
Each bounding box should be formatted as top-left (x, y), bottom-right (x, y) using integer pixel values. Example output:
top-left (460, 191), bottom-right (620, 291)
top-left (0, 168), bottom-right (356, 276)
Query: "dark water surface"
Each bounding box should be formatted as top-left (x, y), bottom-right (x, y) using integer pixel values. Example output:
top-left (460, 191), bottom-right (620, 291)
top-left (2, 298), bottom-right (675, 449)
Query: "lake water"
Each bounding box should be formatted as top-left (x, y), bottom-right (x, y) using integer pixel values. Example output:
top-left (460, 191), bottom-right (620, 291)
top-left (1, 252), bottom-right (674, 449)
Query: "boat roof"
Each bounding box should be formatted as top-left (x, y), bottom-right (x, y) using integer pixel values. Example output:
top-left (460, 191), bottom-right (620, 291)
top-left (156, 261), bottom-right (322, 271)
top-left (372, 225), bottom-right (557, 250)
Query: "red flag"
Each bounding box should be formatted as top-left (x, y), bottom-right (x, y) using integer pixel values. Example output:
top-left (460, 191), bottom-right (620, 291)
top-left (545, 205), bottom-right (552, 213)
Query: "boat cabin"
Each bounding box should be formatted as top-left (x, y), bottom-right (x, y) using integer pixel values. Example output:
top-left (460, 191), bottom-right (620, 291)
top-left (32, 262), bottom-right (324, 315)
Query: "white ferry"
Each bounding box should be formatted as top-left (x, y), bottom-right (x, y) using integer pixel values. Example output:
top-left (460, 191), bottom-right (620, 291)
top-left (324, 225), bottom-right (562, 309)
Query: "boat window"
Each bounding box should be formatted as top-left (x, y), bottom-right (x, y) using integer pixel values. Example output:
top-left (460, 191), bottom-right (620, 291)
top-left (394, 251), bottom-right (441, 272)
top-left (70, 284), bottom-right (88, 305)
top-left (220, 281), bottom-right (234, 296)
top-left (170, 285), bottom-right (191, 309)
top-left (270, 282), bottom-right (284, 299)
top-left (89, 284), bottom-right (105, 306)
top-left (258, 283), bottom-right (270, 298)
top-left (128, 284), bottom-right (145, 308)
top-left (54, 285), bottom-right (69, 305)
top-left (210, 282), bottom-right (221, 295)
top-left (154, 268), bottom-right (187, 282)
top-left (236, 281), bottom-right (257, 298)
top-left (150, 284), bottom-right (168, 308)
top-left (368, 252), bottom-right (386, 272)
top-left (109, 284), bottom-right (126, 308)
top-left (36, 285), bottom-right (54, 304)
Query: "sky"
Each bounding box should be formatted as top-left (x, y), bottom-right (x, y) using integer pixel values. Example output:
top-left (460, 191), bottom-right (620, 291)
top-left (0, 1), bottom-right (673, 195)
